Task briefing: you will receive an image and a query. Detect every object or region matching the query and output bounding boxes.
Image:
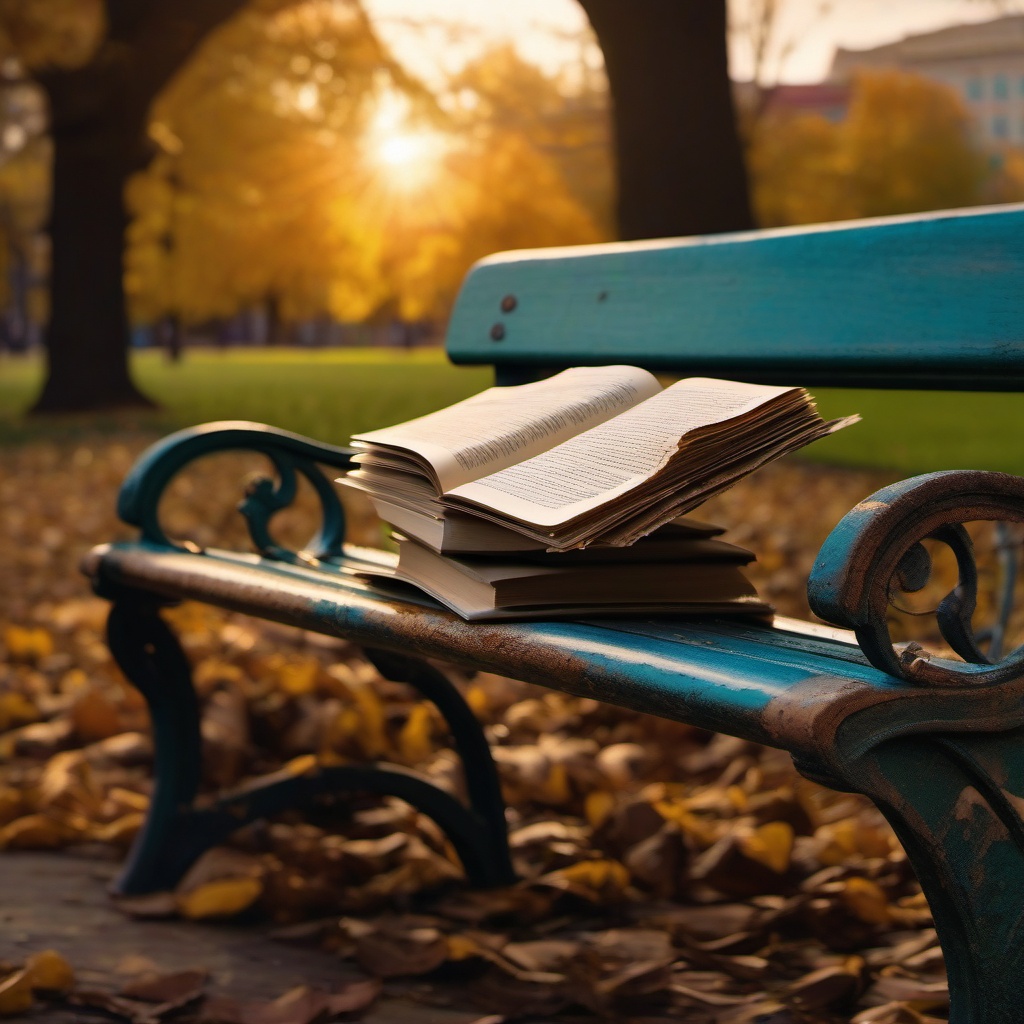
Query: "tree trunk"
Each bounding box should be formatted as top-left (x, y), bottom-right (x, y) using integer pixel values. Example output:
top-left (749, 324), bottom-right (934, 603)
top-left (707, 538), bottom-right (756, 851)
top-left (28, 0), bottom-right (249, 415)
top-left (30, 107), bottom-right (153, 413)
top-left (578, 0), bottom-right (754, 240)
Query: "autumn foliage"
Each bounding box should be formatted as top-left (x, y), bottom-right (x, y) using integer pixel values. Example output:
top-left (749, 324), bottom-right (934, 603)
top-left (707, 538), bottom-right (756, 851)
top-left (750, 70), bottom-right (994, 228)
top-left (0, 433), bottom-right (962, 1022)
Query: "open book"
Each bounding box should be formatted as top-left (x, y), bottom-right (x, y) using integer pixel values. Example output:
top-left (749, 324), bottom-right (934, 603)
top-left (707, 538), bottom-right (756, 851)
top-left (340, 365), bottom-right (855, 552)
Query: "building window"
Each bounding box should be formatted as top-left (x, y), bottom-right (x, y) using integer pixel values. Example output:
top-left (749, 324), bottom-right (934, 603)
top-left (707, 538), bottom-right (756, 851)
top-left (993, 114), bottom-right (1009, 139)
top-left (994, 73), bottom-right (1009, 100)
top-left (967, 77), bottom-right (984, 101)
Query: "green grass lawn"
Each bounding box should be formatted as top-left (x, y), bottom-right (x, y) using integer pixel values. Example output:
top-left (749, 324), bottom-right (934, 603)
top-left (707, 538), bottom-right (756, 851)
top-left (1, 347), bottom-right (1021, 474)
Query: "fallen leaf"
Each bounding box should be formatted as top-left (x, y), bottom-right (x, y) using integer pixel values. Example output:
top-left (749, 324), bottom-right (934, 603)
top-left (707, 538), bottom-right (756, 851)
top-left (120, 969), bottom-right (208, 1003)
top-left (177, 877), bottom-right (263, 920)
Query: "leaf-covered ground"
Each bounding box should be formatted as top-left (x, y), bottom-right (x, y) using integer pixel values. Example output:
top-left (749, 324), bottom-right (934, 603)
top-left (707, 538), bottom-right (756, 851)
top-left (0, 434), bottom-right (957, 1022)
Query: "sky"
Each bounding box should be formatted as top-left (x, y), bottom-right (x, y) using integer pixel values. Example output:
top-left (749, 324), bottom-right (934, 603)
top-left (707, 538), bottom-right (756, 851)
top-left (363, 0), bottom-right (1018, 86)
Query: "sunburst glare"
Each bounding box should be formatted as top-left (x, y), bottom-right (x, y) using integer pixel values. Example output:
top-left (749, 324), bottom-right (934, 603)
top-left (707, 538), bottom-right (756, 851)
top-left (366, 91), bottom-right (446, 191)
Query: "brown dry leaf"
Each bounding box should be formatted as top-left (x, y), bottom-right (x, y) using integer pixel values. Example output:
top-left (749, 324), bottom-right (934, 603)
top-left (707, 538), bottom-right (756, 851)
top-left (852, 1003), bottom-right (930, 1023)
top-left (70, 685), bottom-right (126, 742)
top-left (120, 969), bottom-right (208, 1003)
top-left (785, 959), bottom-right (863, 1012)
top-left (350, 922), bottom-right (450, 978)
top-left (690, 832), bottom-right (793, 898)
top-left (866, 974), bottom-right (949, 1009)
top-left (113, 891), bottom-right (179, 919)
top-left (200, 980), bottom-right (381, 1024)
top-left (201, 686), bottom-right (251, 787)
top-left (623, 823), bottom-right (689, 899)
top-left (500, 938), bottom-right (580, 974)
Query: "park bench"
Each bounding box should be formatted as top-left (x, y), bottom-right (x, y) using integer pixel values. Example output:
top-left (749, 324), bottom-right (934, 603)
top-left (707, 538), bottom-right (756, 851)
top-left (84, 203), bottom-right (1024, 1024)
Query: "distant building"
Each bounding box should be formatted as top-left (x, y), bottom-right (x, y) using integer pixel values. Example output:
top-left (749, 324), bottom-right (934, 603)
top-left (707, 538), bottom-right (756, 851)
top-left (828, 15), bottom-right (1024, 146)
top-left (732, 80), bottom-right (851, 123)
top-left (763, 83), bottom-right (850, 122)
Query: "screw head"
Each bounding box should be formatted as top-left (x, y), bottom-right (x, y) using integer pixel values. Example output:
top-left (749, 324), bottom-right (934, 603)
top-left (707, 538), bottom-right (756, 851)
top-left (500, 294), bottom-right (517, 313)
top-left (490, 323), bottom-right (506, 341)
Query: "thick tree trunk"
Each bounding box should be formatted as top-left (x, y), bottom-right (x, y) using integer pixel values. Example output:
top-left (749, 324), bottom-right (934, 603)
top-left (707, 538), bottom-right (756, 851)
top-left (28, 0), bottom-right (248, 415)
top-left (579, 0), bottom-right (754, 240)
top-left (30, 109), bottom-right (153, 413)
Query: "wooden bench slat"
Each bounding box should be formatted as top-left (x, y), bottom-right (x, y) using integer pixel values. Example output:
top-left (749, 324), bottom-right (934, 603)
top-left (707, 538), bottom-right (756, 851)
top-left (448, 204), bottom-right (1024, 390)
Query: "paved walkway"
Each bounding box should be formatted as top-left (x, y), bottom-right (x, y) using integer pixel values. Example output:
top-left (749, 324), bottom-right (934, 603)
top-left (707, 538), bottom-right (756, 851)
top-left (0, 851), bottom-right (479, 1023)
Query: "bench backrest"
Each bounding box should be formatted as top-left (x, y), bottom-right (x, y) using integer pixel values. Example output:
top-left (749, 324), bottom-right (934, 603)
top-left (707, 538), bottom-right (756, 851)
top-left (446, 204), bottom-right (1024, 391)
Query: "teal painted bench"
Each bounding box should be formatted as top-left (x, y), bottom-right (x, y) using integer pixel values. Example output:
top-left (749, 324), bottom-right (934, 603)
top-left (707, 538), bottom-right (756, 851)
top-left (84, 204), bottom-right (1024, 1024)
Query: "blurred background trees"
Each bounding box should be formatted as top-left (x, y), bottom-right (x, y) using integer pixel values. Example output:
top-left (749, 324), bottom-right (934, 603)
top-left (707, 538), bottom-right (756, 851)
top-left (2, 0), bottom-right (1024, 413)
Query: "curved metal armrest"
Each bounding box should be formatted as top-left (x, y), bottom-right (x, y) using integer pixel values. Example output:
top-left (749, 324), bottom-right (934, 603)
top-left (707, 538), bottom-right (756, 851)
top-left (808, 469), bottom-right (1024, 687)
top-left (117, 420), bottom-right (357, 564)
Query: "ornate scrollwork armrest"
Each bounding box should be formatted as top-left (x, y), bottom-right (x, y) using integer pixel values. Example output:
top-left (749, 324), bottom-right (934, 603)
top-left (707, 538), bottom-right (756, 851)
top-left (808, 470), bottom-right (1024, 687)
top-left (117, 421), bottom-right (357, 564)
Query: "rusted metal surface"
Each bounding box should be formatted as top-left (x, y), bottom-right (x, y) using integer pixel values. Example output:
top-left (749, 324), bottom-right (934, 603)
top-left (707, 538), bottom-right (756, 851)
top-left (87, 543), bottom-right (1024, 765)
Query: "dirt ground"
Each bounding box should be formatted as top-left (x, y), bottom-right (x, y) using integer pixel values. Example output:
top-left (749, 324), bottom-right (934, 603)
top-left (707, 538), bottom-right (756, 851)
top-left (1, 851), bottom-right (481, 1023)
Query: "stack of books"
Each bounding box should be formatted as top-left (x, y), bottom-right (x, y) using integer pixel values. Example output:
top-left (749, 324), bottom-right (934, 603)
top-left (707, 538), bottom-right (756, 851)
top-left (339, 365), bottom-right (855, 621)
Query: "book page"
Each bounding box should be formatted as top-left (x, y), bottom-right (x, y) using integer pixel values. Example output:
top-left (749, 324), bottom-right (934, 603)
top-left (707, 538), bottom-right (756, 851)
top-left (352, 365), bottom-right (661, 493)
top-left (447, 378), bottom-right (797, 528)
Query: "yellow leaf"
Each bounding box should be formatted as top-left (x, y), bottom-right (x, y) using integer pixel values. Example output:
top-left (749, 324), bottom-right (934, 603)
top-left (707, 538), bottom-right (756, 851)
top-left (277, 658), bottom-right (318, 697)
top-left (282, 754), bottom-right (318, 776)
top-left (90, 813), bottom-right (144, 847)
top-left (349, 685), bottom-right (388, 758)
top-left (739, 821), bottom-right (794, 874)
top-left (464, 684), bottom-right (489, 716)
top-left (177, 876), bottom-right (263, 919)
top-left (398, 704), bottom-right (434, 762)
top-left (0, 968), bottom-right (33, 1016)
top-left (537, 762), bottom-right (571, 806)
top-left (3, 625), bottom-right (53, 664)
top-left (0, 691), bottom-right (39, 731)
top-left (0, 814), bottom-right (65, 850)
top-left (24, 950), bottom-right (74, 993)
top-left (445, 934), bottom-right (480, 961)
top-left (842, 876), bottom-right (891, 925)
top-left (584, 790), bottom-right (615, 830)
top-left (554, 858), bottom-right (630, 894)
top-left (0, 789), bottom-right (24, 827)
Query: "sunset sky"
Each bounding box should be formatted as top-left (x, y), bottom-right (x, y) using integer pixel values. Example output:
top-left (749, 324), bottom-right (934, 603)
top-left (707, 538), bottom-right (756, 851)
top-left (363, 0), bottom-right (1018, 85)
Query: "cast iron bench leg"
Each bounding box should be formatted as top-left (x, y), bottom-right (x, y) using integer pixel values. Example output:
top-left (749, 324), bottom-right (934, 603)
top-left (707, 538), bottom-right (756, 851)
top-left (818, 726), bottom-right (1024, 1024)
top-left (106, 598), bottom-right (514, 894)
top-left (107, 598), bottom-right (205, 894)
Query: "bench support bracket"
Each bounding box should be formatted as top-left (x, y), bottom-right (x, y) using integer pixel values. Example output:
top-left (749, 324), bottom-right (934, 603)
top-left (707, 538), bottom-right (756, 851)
top-left (106, 599), bottom-right (514, 894)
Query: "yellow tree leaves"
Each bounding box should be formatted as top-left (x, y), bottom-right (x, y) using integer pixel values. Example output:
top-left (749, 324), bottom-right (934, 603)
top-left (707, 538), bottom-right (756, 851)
top-left (124, 21), bottom-right (606, 329)
top-left (0, 0), bottom-right (105, 70)
top-left (751, 70), bottom-right (988, 227)
top-left (125, 0), bottom-right (411, 328)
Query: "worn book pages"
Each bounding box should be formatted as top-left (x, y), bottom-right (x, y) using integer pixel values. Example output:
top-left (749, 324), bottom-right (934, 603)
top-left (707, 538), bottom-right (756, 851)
top-left (445, 378), bottom-right (855, 547)
top-left (349, 364), bottom-right (661, 493)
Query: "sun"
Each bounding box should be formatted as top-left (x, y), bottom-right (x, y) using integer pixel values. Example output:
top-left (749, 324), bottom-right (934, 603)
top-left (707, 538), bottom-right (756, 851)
top-left (366, 92), bottom-right (446, 191)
